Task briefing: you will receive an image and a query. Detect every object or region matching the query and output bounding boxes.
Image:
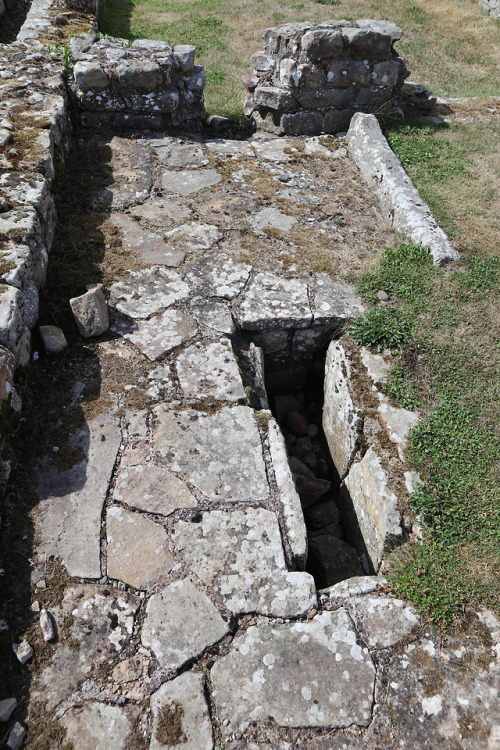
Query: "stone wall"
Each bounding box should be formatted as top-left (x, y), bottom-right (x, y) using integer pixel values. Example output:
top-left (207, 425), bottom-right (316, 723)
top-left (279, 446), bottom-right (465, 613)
top-left (244, 19), bottom-right (410, 135)
top-left (69, 36), bottom-right (205, 130)
top-left (479, 0), bottom-right (500, 16)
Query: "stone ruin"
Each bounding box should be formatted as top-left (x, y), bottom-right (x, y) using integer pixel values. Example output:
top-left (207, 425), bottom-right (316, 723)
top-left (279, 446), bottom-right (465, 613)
top-left (244, 19), bottom-right (410, 135)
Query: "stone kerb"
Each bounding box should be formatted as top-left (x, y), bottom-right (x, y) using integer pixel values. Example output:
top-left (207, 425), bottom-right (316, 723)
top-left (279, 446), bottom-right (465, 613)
top-left (69, 36), bottom-right (206, 130)
top-left (244, 19), bottom-right (410, 135)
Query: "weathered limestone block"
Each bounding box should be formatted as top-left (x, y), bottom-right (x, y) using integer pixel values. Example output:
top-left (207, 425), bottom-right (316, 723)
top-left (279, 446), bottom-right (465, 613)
top-left (342, 27), bottom-right (396, 60)
top-left (295, 86), bottom-right (354, 109)
top-left (322, 339), bottom-right (363, 479)
top-left (237, 272), bottom-right (312, 330)
top-left (150, 672), bottom-right (213, 750)
top-left (254, 85), bottom-right (296, 111)
top-left (251, 51), bottom-right (276, 72)
top-left (267, 417), bottom-right (308, 569)
top-left (110, 268), bottom-right (190, 319)
top-left (371, 60), bottom-right (401, 86)
top-left (281, 109), bottom-right (322, 135)
top-left (73, 61), bottom-right (109, 91)
top-left (70, 287), bottom-right (109, 338)
top-left (327, 60), bottom-right (370, 87)
top-left (173, 44), bottom-right (197, 72)
top-left (176, 339), bottom-right (246, 403)
top-left (340, 446), bottom-right (402, 570)
top-left (39, 325), bottom-right (67, 354)
top-left (301, 29), bottom-right (344, 59)
top-left (211, 610), bottom-right (375, 733)
top-left (0, 285), bottom-right (30, 366)
top-left (322, 107), bottom-right (354, 134)
top-left (173, 509), bottom-right (316, 617)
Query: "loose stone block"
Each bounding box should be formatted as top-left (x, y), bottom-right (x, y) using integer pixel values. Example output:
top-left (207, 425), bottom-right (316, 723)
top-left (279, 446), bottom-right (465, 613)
top-left (60, 703), bottom-right (133, 750)
top-left (150, 672), bottom-right (213, 750)
top-left (322, 340), bottom-right (363, 479)
top-left (6, 722), bottom-right (25, 750)
top-left (211, 609), bottom-right (375, 733)
top-left (161, 169), bottom-right (221, 196)
top-left (237, 272), bottom-right (312, 331)
top-left (13, 640), bottom-right (33, 665)
top-left (340, 446), bottom-right (402, 570)
top-left (302, 29), bottom-right (344, 59)
top-left (0, 698), bottom-right (17, 722)
top-left (173, 509), bottom-right (316, 617)
top-left (110, 268), bottom-right (190, 319)
top-left (254, 86), bottom-right (296, 111)
top-left (153, 405), bottom-right (269, 504)
top-left (176, 340), bottom-right (246, 403)
top-left (267, 418), bottom-right (307, 569)
top-left (106, 505), bottom-right (175, 590)
top-left (342, 27), bottom-right (394, 59)
top-left (70, 288), bottom-right (109, 338)
top-left (174, 44), bottom-right (197, 72)
top-left (141, 578), bottom-right (229, 671)
top-left (39, 325), bottom-right (67, 354)
top-left (38, 412), bottom-right (121, 578)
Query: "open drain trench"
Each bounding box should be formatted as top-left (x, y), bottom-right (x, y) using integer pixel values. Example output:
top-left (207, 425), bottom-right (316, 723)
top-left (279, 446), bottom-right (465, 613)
top-left (257, 344), bottom-right (371, 589)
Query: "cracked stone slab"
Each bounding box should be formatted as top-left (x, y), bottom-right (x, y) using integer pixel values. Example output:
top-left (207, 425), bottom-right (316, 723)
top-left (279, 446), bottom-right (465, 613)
top-left (173, 509), bottom-right (316, 617)
top-left (314, 274), bottom-right (365, 325)
top-left (237, 272), bottom-right (312, 331)
top-left (319, 576), bottom-right (388, 605)
top-left (204, 139), bottom-right (256, 159)
top-left (176, 340), bottom-right (246, 403)
top-left (110, 268), bottom-right (190, 319)
top-left (211, 609), bottom-right (375, 734)
top-left (184, 254), bottom-right (251, 299)
top-left (117, 309), bottom-right (197, 360)
top-left (150, 672), bottom-right (213, 750)
top-left (114, 447), bottom-right (196, 516)
top-left (98, 137), bottom-right (153, 209)
top-left (34, 586), bottom-right (140, 709)
top-left (37, 412), bottom-right (121, 578)
top-left (161, 169), bottom-right (221, 196)
top-left (250, 207), bottom-right (297, 234)
top-left (109, 213), bottom-right (185, 267)
top-left (141, 578), bottom-right (229, 671)
top-left (267, 417), bottom-right (307, 570)
top-left (153, 405), bottom-right (269, 504)
top-left (129, 197), bottom-right (193, 228)
top-left (165, 223), bottom-right (222, 252)
top-left (59, 703), bottom-right (134, 750)
top-left (346, 596), bottom-right (418, 649)
top-left (156, 139), bottom-right (209, 168)
top-left (366, 629), bottom-right (500, 748)
top-left (189, 298), bottom-right (236, 334)
top-left (106, 505), bottom-right (176, 590)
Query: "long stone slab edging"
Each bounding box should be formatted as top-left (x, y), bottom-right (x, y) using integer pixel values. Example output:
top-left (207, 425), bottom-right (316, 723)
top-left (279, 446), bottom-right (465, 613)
top-left (346, 112), bottom-right (459, 267)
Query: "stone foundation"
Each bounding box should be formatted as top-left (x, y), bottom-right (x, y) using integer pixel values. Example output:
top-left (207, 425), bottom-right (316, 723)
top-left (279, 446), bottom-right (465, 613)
top-left (69, 36), bottom-right (205, 130)
top-left (244, 19), bottom-right (410, 135)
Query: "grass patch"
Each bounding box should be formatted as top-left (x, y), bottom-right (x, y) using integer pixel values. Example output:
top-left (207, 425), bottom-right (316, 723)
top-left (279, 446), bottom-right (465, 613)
top-left (98, 0), bottom-right (500, 116)
top-left (353, 243), bottom-right (500, 625)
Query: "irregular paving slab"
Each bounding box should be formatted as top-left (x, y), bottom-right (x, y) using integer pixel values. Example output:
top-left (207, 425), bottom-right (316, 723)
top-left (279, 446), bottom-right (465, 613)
top-left (37, 412), bottom-right (121, 578)
top-left (189, 299), bottom-right (236, 334)
top-left (367, 629), bottom-right (500, 748)
top-left (204, 139), bottom-right (256, 159)
top-left (211, 610), bottom-right (375, 734)
top-left (173, 509), bottom-right (316, 617)
top-left (109, 213), bottom-right (185, 267)
top-left (114, 457), bottom-right (196, 517)
top-left (184, 254), bottom-right (251, 298)
top-left (129, 197), bottom-right (193, 227)
top-left (237, 272), bottom-right (312, 331)
top-left (99, 137), bottom-right (153, 209)
top-left (250, 206), bottom-right (297, 234)
top-left (153, 405), bottom-right (269, 503)
top-left (346, 596), bottom-right (418, 649)
top-left (121, 309), bottom-right (197, 360)
top-left (150, 672), bottom-right (213, 750)
top-left (165, 223), bottom-right (222, 252)
top-left (36, 586), bottom-right (140, 709)
top-left (106, 505), bottom-right (176, 590)
top-left (340, 446), bottom-right (402, 571)
top-left (176, 339), bottom-right (246, 403)
top-left (60, 703), bottom-right (134, 750)
top-left (161, 169), bottom-right (221, 196)
top-left (110, 268), bottom-right (190, 319)
top-left (141, 578), bottom-right (229, 671)
top-left (319, 576), bottom-right (388, 604)
top-left (156, 139), bottom-right (209, 168)
top-left (267, 418), bottom-right (307, 569)
top-left (313, 274), bottom-right (365, 325)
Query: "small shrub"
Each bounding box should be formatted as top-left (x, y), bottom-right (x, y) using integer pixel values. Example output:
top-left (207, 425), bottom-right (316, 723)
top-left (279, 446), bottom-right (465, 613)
top-left (349, 306), bottom-right (414, 353)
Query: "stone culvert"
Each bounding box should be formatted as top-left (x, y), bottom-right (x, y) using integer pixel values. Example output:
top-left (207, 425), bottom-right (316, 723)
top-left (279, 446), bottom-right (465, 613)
top-left (244, 19), bottom-right (410, 135)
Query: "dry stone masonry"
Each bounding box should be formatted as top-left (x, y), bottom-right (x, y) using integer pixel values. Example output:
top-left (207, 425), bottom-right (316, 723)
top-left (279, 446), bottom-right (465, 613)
top-left (244, 20), bottom-right (409, 135)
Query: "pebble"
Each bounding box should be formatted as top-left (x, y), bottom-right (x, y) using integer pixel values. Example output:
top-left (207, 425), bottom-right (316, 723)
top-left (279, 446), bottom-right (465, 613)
top-left (307, 424), bottom-right (319, 438)
top-left (6, 722), bottom-right (25, 750)
top-left (0, 698), bottom-right (17, 722)
top-left (377, 290), bottom-right (389, 301)
top-left (0, 196), bottom-right (10, 212)
top-left (40, 609), bottom-right (57, 642)
top-left (36, 579), bottom-right (46, 590)
top-left (283, 410), bottom-right (308, 437)
top-left (12, 640), bottom-right (34, 665)
top-left (31, 600), bottom-right (40, 613)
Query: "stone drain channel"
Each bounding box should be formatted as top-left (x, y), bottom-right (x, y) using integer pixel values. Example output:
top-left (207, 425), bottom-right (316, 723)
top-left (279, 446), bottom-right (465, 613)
top-left (2, 121), bottom-right (499, 748)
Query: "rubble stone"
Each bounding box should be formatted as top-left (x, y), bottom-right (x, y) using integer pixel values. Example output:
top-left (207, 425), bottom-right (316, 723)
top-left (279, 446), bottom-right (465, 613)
top-left (69, 287), bottom-right (109, 338)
